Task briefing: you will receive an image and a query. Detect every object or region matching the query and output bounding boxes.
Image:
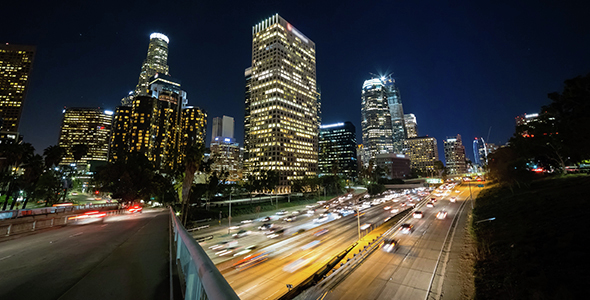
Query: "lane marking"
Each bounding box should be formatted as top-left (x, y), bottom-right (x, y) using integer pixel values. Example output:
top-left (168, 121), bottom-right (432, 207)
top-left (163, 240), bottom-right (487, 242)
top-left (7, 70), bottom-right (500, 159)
top-left (69, 232), bottom-right (83, 237)
top-left (0, 255), bottom-right (13, 261)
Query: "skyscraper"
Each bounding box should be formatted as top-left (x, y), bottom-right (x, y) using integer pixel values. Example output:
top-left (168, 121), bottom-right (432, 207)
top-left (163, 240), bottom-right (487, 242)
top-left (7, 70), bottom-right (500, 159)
top-left (384, 76), bottom-right (406, 152)
top-left (319, 122), bottom-right (357, 180)
top-left (211, 115), bottom-right (234, 142)
top-left (58, 108), bottom-right (113, 170)
top-left (0, 44), bottom-right (36, 142)
top-left (403, 136), bottom-right (439, 176)
top-left (244, 14), bottom-right (319, 192)
top-left (444, 134), bottom-right (467, 175)
top-left (473, 137), bottom-right (487, 166)
top-left (134, 33), bottom-right (170, 96)
top-left (108, 106), bottom-right (132, 162)
top-left (361, 77), bottom-right (394, 157)
top-left (404, 113), bottom-right (418, 138)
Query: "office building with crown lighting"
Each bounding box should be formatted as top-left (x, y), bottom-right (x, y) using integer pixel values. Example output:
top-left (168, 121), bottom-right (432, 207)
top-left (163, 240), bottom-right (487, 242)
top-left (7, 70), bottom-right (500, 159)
top-left (361, 75), bottom-right (407, 158)
top-left (444, 134), bottom-right (467, 175)
top-left (404, 113), bottom-right (418, 138)
top-left (134, 33), bottom-right (170, 96)
top-left (403, 136), bottom-right (439, 176)
top-left (58, 108), bottom-right (113, 170)
top-left (319, 122), bottom-right (357, 180)
top-left (0, 44), bottom-right (36, 143)
top-left (244, 14), bottom-right (319, 192)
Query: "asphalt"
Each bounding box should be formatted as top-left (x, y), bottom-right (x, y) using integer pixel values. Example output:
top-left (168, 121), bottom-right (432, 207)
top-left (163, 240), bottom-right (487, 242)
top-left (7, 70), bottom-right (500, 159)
top-left (0, 209), bottom-right (181, 300)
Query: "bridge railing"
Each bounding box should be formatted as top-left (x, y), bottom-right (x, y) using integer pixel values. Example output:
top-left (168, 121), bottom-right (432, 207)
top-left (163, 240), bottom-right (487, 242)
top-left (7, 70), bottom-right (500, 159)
top-left (169, 207), bottom-right (240, 300)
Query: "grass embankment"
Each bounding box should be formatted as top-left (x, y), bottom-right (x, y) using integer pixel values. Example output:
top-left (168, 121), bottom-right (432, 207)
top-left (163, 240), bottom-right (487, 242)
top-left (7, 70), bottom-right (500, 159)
top-left (471, 175), bottom-right (590, 300)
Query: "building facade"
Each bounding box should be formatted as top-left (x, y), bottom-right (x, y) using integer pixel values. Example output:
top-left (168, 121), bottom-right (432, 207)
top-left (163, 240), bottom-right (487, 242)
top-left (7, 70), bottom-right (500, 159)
top-left (212, 115), bottom-right (234, 142)
top-left (444, 134), bottom-right (467, 175)
top-left (58, 108), bottom-right (113, 170)
top-left (108, 106), bottom-right (132, 162)
top-left (210, 138), bottom-right (242, 182)
top-left (404, 113), bottom-right (418, 138)
top-left (384, 77), bottom-right (406, 152)
top-left (318, 122), bottom-right (357, 180)
top-left (0, 44), bottom-right (36, 143)
top-left (473, 137), bottom-right (488, 166)
top-left (134, 33), bottom-right (170, 96)
top-left (403, 136), bottom-right (439, 176)
top-left (244, 14), bottom-right (319, 191)
top-left (374, 153), bottom-right (411, 179)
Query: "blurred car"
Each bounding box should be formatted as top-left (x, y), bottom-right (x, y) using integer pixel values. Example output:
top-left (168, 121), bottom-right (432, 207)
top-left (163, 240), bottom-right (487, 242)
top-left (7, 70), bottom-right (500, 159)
top-left (258, 223), bottom-right (272, 230)
top-left (276, 210), bottom-right (288, 215)
top-left (413, 211), bottom-right (423, 219)
top-left (241, 219), bottom-right (253, 224)
top-left (233, 252), bottom-right (270, 271)
top-left (306, 210), bottom-right (315, 215)
top-left (68, 210), bottom-right (106, 225)
top-left (260, 216), bottom-right (271, 222)
top-left (450, 197), bottom-right (457, 203)
top-left (382, 239), bottom-right (398, 253)
top-left (400, 223), bottom-right (414, 234)
top-left (426, 202), bottom-right (434, 208)
top-left (233, 229), bottom-right (250, 238)
top-left (314, 214), bottom-right (329, 223)
top-left (71, 192), bottom-right (78, 196)
top-left (400, 202), bottom-right (407, 207)
top-left (291, 210), bottom-right (300, 215)
top-left (436, 211), bottom-right (448, 219)
top-left (431, 198), bottom-right (437, 202)
top-left (267, 229), bottom-right (285, 239)
top-left (407, 202), bottom-right (416, 207)
top-left (285, 216), bottom-right (297, 222)
top-left (314, 228), bottom-right (329, 236)
top-left (128, 205), bottom-right (143, 213)
top-left (455, 190), bottom-right (461, 193)
top-left (384, 206), bottom-right (391, 210)
top-left (390, 208), bottom-right (400, 213)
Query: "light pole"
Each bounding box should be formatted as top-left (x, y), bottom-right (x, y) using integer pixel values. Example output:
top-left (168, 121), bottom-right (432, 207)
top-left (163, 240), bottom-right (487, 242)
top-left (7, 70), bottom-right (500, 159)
top-left (228, 187), bottom-right (233, 235)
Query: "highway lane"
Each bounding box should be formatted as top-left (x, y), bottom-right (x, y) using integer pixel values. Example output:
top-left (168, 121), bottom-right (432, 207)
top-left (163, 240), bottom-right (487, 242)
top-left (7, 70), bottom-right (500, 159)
top-left (323, 184), bottom-right (479, 300)
top-left (0, 209), bottom-right (173, 300)
top-left (219, 191), bottom-right (427, 300)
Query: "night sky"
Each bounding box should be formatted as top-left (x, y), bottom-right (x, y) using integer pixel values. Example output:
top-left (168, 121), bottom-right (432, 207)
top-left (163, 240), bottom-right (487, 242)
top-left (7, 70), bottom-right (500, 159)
top-left (3, 0), bottom-right (589, 162)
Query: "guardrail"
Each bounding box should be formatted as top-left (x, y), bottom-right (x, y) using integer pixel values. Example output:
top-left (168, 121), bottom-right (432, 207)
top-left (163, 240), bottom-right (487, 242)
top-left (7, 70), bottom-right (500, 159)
top-left (0, 203), bottom-right (119, 220)
top-left (169, 207), bottom-right (240, 300)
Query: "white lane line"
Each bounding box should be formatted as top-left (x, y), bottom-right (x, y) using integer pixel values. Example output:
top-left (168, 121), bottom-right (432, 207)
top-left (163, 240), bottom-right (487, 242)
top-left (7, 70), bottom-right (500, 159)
top-left (0, 255), bottom-right (13, 261)
top-left (69, 232), bottom-right (83, 237)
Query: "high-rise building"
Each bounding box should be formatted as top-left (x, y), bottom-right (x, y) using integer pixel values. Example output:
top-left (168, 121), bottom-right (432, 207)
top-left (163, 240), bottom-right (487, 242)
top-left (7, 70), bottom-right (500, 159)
top-left (319, 122), bottom-right (357, 180)
top-left (0, 44), bottom-right (36, 142)
top-left (403, 136), bottom-right (439, 176)
top-left (58, 108), bottom-right (113, 170)
top-left (374, 153), bottom-right (411, 179)
top-left (108, 106), bottom-right (132, 162)
top-left (444, 134), bottom-right (467, 175)
top-left (473, 137), bottom-right (488, 165)
top-left (244, 14), bottom-right (319, 192)
top-left (134, 33), bottom-right (170, 96)
top-left (178, 106), bottom-right (207, 165)
top-left (357, 144), bottom-right (371, 169)
top-left (210, 138), bottom-right (242, 182)
top-left (212, 116), bottom-right (234, 142)
top-left (243, 67), bottom-right (252, 172)
top-left (515, 113), bottom-right (539, 127)
top-left (404, 113), bottom-right (418, 138)
top-left (361, 75), bottom-right (406, 157)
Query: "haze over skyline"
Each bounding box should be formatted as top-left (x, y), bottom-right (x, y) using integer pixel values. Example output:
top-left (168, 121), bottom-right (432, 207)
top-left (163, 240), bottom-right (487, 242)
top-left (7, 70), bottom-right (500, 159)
top-left (3, 0), bottom-right (589, 162)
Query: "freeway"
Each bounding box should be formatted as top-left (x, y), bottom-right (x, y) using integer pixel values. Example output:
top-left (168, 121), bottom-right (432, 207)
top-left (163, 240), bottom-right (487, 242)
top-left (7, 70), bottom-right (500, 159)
top-left (205, 189), bottom-right (429, 300)
top-left (321, 183), bottom-right (480, 300)
top-left (0, 209), bottom-right (176, 300)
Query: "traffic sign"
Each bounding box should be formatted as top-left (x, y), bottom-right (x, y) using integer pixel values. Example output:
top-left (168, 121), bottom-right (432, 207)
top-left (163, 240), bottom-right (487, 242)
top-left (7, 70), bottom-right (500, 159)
top-left (477, 184), bottom-right (484, 188)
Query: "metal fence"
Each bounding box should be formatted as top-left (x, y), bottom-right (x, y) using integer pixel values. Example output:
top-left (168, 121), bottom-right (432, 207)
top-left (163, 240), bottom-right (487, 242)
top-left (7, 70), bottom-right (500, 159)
top-left (169, 207), bottom-right (240, 300)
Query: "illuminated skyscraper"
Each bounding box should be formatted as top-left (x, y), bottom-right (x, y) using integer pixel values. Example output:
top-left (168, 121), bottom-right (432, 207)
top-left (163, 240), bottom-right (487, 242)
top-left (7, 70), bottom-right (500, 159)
top-left (108, 106), bottom-right (132, 162)
top-left (0, 44), bottom-right (35, 142)
top-left (404, 113), bottom-right (418, 138)
top-left (444, 134), bottom-right (467, 175)
top-left (244, 14), bottom-right (319, 191)
top-left (212, 115), bottom-right (234, 142)
top-left (403, 136), bottom-right (439, 176)
top-left (319, 122), bottom-right (357, 180)
top-left (58, 108), bottom-right (113, 170)
top-left (384, 77), bottom-right (406, 152)
top-left (178, 106), bottom-right (207, 166)
top-left (134, 33), bottom-right (170, 96)
top-left (473, 137), bottom-right (487, 166)
top-left (361, 77), bottom-right (394, 157)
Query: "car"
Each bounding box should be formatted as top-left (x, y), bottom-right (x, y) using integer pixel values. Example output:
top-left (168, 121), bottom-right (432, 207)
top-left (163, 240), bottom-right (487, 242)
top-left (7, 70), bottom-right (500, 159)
top-left (68, 210), bottom-right (107, 225)
top-left (436, 211), bottom-right (448, 219)
top-left (407, 202), bottom-right (416, 207)
top-left (233, 229), bottom-right (250, 238)
top-left (400, 223), bottom-right (414, 234)
top-left (258, 223), bottom-right (272, 230)
top-left (431, 198), bottom-right (437, 202)
top-left (128, 205), bottom-right (143, 213)
top-left (384, 206), bottom-right (391, 210)
top-left (455, 190), bottom-right (461, 193)
top-left (71, 192), bottom-right (78, 196)
top-left (400, 202), bottom-right (407, 207)
top-left (306, 210), bottom-right (315, 215)
top-left (390, 208), bottom-right (400, 213)
top-left (276, 210), bottom-right (288, 215)
top-left (426, 202), bottom-right (434, 208)
top-left (382, 239), bottom-right (398, 253)
top-left (267, 229), bottom-right (285, 239)
top-left (413, 211), bottom-right (423, 219)
top-left (314, 214), bottom-right (329, 223)
top-left (285, 216), bottom-right (296, 222)
top-left (241, 219), bottom-right (253, 224)
top-left (233, 252), bottom-right (270, 271)
top-left (260, 216), bottom-right (271, 222)
top-left (450, 197), bottom-right (457, 203)
top-left (314, 228), bottom-right (329, 236)
top-left (291, 210), bottom-right (300, 215)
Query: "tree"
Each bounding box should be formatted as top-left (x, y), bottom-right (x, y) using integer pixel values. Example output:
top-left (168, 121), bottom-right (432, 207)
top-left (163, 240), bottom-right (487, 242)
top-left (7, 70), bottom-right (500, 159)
top-left (71, 144), bottom-right (89, 162)
top-left (181, 144), bottom-right (205, 225)
top-left (43, 145), bottom-right (64, 169)
top-left (19, 154), bottom-right (44, 209)
top-left (434, 160), bottom-right (446, 178)
top-left (367, 182), bottom-right (386, 196)
top-left (0, 142), bottom-right (35, 210)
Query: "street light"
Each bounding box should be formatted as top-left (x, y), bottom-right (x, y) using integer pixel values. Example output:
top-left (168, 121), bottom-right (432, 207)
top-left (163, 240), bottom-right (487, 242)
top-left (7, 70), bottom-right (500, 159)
top-left (475, 217), bottom-right (495, 223)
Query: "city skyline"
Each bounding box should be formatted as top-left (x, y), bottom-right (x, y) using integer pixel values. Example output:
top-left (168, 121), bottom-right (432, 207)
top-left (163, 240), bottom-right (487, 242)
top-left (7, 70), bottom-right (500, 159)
top-left (2, 1), bottom-right (589, 164)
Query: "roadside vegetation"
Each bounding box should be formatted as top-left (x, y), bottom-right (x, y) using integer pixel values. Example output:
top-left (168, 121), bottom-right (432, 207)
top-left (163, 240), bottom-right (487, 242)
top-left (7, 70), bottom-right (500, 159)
top-left (471, 175), bottom-right (590, 299)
